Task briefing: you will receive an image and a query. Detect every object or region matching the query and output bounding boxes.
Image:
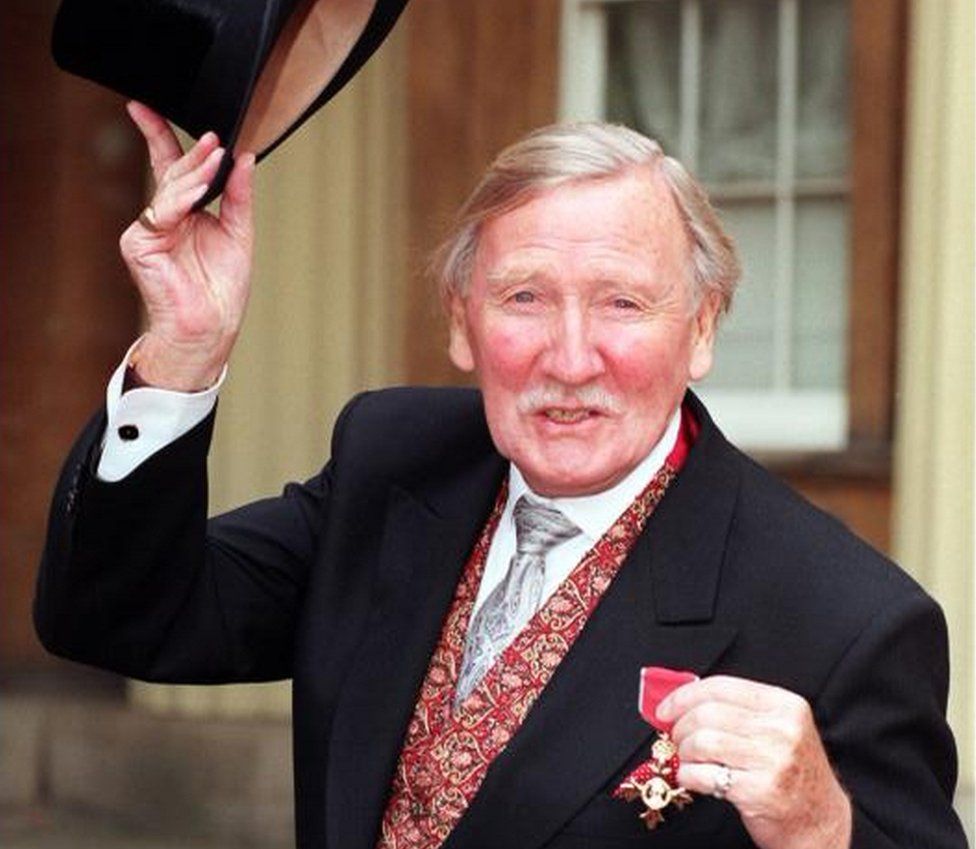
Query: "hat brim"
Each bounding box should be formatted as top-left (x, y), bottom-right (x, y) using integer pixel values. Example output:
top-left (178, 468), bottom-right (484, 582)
top-left (194, 0), bottom-right (409, 208)
top-left (52, 0), bottom-right (409, 209)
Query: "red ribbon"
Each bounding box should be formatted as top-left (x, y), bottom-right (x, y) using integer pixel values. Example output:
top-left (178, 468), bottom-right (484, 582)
top-left (638, 666), bottom-right (697, 733)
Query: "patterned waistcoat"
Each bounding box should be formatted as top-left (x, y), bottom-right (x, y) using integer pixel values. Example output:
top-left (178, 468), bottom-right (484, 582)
top-left (376, 408), bottom-right (696, 849)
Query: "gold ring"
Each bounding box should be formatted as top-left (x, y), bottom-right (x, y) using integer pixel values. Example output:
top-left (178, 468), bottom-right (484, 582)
top-left (138, 204), bottom-right (161, 232)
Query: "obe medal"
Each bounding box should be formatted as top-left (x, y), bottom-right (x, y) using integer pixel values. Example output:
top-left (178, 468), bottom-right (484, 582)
top-left (612, 666), bottom-right (698, 830)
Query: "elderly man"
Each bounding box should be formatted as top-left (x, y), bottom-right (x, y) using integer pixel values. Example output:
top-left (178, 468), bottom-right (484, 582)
top-left (36, 106), bottom-right (965, 849)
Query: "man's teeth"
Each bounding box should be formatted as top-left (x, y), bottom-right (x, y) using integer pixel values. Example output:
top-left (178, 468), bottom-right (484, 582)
top-left (544, 408), bottom-right (590, 423)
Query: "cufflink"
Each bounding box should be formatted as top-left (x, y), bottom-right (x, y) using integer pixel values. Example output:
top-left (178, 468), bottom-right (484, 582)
top-left (117, 424), bottom-right (140, 441)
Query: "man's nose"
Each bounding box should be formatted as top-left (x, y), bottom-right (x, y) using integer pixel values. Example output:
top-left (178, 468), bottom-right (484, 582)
top-left (542, 306), bottom-right (605, 385)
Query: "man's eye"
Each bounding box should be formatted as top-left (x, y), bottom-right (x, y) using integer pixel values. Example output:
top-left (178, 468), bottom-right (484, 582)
top-left (512, 291), bottom-right (535, 304)
top-left (612, 297), bottom-right (639, 310)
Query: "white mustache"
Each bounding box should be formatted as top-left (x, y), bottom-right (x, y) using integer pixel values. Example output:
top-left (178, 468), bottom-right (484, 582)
top-left (517, 384), bottom-right (623, 415)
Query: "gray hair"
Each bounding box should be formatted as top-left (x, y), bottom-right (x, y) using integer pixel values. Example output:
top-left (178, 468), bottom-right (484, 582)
top-left (433, 122), bottom-right (740, 316)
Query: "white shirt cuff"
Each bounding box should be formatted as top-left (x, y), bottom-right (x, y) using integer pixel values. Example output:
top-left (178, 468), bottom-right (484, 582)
top-left (96, 339), bottom-right (225, 482)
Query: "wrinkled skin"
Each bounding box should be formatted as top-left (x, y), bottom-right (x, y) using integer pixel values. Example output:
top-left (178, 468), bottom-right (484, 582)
top-left (658, 675), bottom-right (852, 848)
top-left (448, 167), bottom-right (720, 497)
top-left (118, 101), bottom-right (255, 391)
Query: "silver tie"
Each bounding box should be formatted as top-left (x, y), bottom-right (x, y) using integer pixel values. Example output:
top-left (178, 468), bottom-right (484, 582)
top-left (455, 495), bottom-right (582, 706)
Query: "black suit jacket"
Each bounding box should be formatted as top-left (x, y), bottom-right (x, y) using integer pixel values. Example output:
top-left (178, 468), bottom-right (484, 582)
top-left (35, 388), bottom-right (966, 849)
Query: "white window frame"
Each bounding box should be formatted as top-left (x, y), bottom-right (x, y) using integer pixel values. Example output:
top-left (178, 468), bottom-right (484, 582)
top-left (559, 0), bottom-right (849, 452)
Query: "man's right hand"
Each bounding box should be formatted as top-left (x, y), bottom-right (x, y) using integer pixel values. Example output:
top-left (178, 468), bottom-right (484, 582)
top-left (118, 101), bottom-right (256, 392)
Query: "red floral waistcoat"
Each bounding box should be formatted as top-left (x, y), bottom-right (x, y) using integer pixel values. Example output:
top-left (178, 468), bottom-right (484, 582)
top-left (376, 408), bottom-right (697, 849)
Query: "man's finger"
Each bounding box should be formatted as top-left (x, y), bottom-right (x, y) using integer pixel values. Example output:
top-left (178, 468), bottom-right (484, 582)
top-left (162, 131), bottom-right (220, 185)
top-left (669, 699), bottom-right (760, 747)
top-left (676, 726), bottom-right (768, 771)
top-left (677, 762), bottom-right (751, 807)
top-left (219, 151), bottom-right (256, 241)
top-left (657, 675), bottom-right (794, 724)
top-left (126, 101), bottom-right (184, 182)
top-left (145, 147), bottom-right (224, 232)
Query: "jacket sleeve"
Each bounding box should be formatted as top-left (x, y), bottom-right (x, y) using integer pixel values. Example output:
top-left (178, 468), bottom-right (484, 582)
top-left (814, 588), bottom-right (968, 849)
top-left (33, 397), bottom-right (360, 684)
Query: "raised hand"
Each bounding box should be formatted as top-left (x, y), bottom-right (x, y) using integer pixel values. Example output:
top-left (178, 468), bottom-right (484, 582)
top-left (118, 101), bottom-right (256, 391)
top-left (658, 675), bottom-right (852, 849)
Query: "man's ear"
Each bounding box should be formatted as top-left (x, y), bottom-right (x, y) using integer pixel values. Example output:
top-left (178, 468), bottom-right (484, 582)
top-left (447, 293), bottom-right (475, 373)
top-left (689, 292), bottom-right (721, 382)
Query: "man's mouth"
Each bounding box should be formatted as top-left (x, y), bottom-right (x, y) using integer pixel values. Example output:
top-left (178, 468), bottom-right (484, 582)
top-left (518, 385), bottom-right (622, 423)
top-left (541, 408), bottom-right (598, 424)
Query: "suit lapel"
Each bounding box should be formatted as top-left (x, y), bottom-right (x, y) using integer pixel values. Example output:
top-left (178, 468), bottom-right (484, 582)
top-left (444, 395), bottom-right (743, 849)
top-left (325, 452), bottom-right (507, 849)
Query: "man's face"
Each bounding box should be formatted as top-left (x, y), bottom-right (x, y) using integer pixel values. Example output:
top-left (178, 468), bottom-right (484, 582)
top-left (448, 166), bottom-right (720, 497)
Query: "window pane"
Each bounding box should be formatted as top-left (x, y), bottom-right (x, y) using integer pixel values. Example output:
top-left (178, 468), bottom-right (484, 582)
top-left (792, 198), bottom-right (849, 388)
top-left (703, 200), bottom-right (778, 389)
top-left (797, 0), bottom-right (850, 179)
top-left (699, 0), bottom-right (779, 182)
top-left (605, 0), bottom-right (681, 154)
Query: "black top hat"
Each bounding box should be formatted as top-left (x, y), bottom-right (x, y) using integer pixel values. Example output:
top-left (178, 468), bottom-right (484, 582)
top-left (52, 0), bottom-right (409, 206)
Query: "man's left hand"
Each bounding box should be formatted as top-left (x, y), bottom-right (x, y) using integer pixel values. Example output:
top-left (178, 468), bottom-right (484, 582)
top-left (657, 675), bottom-right (852, 849)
